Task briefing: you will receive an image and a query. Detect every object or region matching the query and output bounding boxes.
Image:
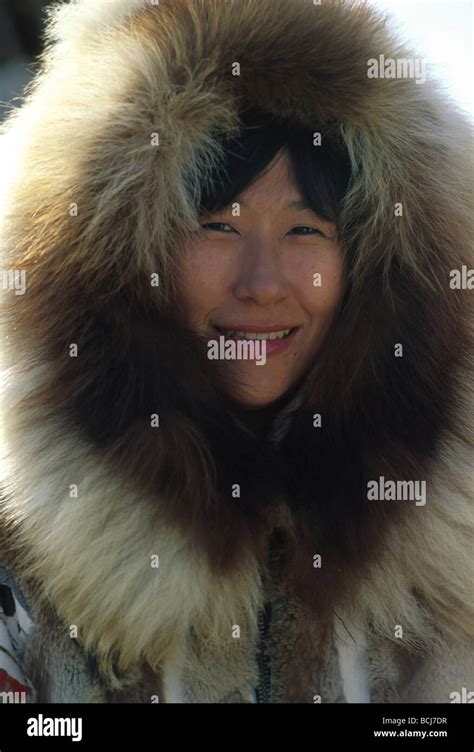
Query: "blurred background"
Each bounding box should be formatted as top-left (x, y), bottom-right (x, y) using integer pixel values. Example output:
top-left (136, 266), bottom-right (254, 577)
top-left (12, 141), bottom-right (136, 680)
top-left (0, 0), bottom-right (51, 120)
top-left (0, 0), bottom-right (472, 123)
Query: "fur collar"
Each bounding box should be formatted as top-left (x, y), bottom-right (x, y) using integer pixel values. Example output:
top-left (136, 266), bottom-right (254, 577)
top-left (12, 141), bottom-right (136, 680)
top-left (1, 0), bottom-right (473, 677)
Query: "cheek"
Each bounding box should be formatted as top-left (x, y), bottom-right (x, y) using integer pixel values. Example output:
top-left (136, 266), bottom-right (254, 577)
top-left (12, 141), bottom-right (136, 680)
top-left (176, 246), bottom-right (232, 324)
top-left (288, 248), bottom-right (345, 320)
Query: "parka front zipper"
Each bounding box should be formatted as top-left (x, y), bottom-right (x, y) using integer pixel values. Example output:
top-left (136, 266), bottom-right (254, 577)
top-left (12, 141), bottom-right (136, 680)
top-left (253, 601), bottom-right (273, 703)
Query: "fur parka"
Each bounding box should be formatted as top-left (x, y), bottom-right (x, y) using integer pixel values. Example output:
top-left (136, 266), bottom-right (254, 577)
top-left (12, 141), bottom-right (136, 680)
top-left (0, 0), bottom-right (473, 703)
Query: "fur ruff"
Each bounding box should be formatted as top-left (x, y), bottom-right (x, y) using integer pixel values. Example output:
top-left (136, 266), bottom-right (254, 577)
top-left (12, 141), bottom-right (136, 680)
top-left (1, 0), bottom-right (473, 682)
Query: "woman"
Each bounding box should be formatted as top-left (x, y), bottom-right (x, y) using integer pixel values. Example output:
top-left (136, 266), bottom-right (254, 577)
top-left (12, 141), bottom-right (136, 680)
top-left (0, 0), bottom-right (472, 703)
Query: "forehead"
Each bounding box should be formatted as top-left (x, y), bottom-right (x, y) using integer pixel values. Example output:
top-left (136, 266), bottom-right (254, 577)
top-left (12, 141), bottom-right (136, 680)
top-left (233, 150), bottom-right (305, 213)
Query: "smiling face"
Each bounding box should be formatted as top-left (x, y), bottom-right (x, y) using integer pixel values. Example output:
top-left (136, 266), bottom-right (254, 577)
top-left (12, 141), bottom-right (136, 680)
top-left (176, 148), bottom-right (346, 407)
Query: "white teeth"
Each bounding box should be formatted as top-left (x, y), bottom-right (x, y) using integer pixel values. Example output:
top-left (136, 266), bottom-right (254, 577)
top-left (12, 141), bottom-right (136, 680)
top-left (220, 328), bottom-right (293, 340)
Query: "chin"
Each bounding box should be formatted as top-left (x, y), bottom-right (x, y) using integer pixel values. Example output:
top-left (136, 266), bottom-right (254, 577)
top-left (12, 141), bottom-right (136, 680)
top-left (235, 396), bottom-right (279, 409)
top-left (227, 385), bottom-right (289, 409)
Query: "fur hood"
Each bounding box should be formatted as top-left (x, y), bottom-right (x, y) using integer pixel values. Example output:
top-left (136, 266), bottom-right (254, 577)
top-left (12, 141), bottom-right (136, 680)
top-left (1, 0), bottom-right (473, 702)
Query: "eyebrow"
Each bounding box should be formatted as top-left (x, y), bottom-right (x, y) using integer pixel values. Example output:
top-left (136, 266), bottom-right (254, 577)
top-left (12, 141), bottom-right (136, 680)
top-left (238, 197), bottom-right (312, 211)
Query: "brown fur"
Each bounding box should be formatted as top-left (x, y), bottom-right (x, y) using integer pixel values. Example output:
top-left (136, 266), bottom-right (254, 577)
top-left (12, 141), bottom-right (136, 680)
top-left (1, 0), bottom-right (473, 687)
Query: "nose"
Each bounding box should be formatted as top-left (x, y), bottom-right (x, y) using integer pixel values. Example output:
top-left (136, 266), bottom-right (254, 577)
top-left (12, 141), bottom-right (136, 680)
top-left (233, 234), bottom-right (289, 305)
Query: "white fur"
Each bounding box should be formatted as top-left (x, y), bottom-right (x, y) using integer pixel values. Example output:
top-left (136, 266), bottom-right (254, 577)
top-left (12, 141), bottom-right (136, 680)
top-left (335, 618), bottom-right (371, 703)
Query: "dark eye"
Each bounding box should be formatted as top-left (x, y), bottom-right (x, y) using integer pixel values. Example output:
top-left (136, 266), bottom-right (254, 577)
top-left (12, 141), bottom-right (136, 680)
top-left (289, 226), bottom-right (325, 236)
top-left (200, 222), bottom-right (236, 233)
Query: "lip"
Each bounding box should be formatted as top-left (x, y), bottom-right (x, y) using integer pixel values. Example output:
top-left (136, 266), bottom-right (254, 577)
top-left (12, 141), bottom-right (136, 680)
top-left (214, 324), bottom-right (298, 333)
top-left (212, 324), bottom-right (300, 359)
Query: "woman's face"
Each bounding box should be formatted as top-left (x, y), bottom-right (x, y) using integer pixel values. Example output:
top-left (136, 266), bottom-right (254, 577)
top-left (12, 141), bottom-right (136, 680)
top-left (176, 149), bottom-right (345, 406)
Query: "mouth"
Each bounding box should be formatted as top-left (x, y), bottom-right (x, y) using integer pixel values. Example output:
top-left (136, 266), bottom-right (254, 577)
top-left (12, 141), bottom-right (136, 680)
top-left (213, 325), bottom-right (299, 341)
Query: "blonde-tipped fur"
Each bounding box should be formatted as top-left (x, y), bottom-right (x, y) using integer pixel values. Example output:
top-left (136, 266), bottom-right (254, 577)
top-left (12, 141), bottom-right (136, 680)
top-left (1, 0), bottom-right (473, 701)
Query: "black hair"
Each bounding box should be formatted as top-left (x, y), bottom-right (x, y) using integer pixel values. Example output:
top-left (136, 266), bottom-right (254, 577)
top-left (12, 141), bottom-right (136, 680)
top-left (199, 107), bottom-right (352, 227)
